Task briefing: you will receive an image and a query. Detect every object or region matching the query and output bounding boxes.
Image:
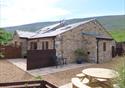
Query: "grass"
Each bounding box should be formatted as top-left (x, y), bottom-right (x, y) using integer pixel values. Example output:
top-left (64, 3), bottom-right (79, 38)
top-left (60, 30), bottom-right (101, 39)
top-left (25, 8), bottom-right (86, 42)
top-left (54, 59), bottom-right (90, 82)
top-left (115, 56), bottom-right (125, 88)
top-left (109, 29), bottom-right (125, 42)
top-left (35, 75), bottom-right (42, 80)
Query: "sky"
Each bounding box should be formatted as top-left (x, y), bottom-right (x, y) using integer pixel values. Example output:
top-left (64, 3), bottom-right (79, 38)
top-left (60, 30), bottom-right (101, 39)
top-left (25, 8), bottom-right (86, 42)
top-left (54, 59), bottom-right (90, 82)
top-left (0, 0), bottom-right (125, 27)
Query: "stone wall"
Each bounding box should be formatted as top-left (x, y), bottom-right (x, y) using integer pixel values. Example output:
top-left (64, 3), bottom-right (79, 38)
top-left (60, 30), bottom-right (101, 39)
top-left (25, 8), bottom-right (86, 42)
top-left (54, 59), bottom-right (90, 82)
top-left (55, 28), bottom-right (86, 63)
top-left (82, 35), bottom-right (97, 63)
top-left (12, 33), bottom-right (22, 46)
top-left (12, 34), bottom-right (27, 57)
top-left (98, 40), bottom-right (115, 63)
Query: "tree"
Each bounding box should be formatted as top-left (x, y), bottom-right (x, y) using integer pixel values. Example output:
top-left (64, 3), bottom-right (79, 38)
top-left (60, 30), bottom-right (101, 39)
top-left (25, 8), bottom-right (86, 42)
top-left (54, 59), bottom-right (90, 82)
top-left (0, 28), bottom-right (12, 45)
top-left (0, 28), bottom-right (12, 58)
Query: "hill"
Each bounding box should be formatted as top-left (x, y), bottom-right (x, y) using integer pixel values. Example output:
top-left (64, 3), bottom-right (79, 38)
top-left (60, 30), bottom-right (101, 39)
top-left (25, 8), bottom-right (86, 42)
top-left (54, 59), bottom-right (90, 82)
top-left (109, 30), bottom-right (125, 42)
top-left (3, 15), bottom-right (125, 32)
top-left (2, 15), bottom-right (125, 42)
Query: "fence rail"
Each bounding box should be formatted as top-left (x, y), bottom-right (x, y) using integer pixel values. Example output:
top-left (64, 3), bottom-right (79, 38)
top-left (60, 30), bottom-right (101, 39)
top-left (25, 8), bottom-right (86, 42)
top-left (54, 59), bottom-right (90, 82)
top-left (0, 80), bottom-right (58, 88)
top-left (0, 45), bottom-right (21, 59)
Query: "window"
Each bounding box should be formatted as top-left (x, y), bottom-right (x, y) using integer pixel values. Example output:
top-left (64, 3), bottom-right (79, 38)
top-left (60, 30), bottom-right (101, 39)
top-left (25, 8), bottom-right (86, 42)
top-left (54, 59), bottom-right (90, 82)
top-left (103, 42), bottom-right (106, 51)
top-left (15, 41), bottom-right (17, 47)
top-left (45, 41), bottom-right (48, 49)
top-left (34, 42), bottom-right (37, 50)
top-left (42, 42), bottom-right (44, 50)
top-left (30, 42), bottom-right (33, 50)
top-left (30, 42), bottom-right (37, 50)
top-left (30, 42), bottom-right (32, 50)
top-left (42, 41), bottom-right (49, 50)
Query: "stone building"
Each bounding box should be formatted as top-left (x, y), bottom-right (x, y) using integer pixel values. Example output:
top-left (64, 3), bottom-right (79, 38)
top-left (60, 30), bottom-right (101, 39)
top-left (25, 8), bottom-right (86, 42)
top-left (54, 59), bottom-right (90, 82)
top-left (12, 19), bottom-right (116, 63)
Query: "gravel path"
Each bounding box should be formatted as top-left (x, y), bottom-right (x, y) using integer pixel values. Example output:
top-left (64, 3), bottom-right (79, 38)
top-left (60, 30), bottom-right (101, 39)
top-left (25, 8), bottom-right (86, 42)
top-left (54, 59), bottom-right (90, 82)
top-left (0, 59), bottom-right (34, 83)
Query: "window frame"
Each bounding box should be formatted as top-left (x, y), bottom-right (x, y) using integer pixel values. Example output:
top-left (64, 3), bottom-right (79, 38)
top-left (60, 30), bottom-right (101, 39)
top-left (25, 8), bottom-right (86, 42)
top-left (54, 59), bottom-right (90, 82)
top-left (30, 42), bottom-right (37, 50)
top-left (45, 41), bottom-right (49, 50)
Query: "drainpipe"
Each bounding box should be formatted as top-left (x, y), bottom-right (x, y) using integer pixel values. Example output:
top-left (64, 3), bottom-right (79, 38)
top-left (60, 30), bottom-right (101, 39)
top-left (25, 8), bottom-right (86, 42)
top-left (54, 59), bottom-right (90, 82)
top-left (96, 39), bottom-right (99, 64)
top-left (61, 37), bottom-right (63, 59)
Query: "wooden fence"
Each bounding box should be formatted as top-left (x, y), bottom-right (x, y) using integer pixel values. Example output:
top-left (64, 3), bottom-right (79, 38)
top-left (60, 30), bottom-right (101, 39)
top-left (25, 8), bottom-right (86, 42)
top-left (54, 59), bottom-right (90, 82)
top-left (0, 45), bottom-right (21, 59)
top-left (27, 49), bottom-right (56, 70)
top-left (116, 42), bottom-right (125, 56)
top-left (0, 80), bottom-right (58, 88)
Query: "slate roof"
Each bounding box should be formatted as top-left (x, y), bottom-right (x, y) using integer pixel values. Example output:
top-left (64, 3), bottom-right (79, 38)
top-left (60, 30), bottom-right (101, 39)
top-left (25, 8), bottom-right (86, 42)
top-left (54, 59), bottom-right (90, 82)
top-left (31, 19), bottom-right (94, 38)
top-left (16, 30), bottom-right (35, 38)
top-left (35, 22), bottom-right (64, 34)
top-left (16, 19), bottom-right (112, 39)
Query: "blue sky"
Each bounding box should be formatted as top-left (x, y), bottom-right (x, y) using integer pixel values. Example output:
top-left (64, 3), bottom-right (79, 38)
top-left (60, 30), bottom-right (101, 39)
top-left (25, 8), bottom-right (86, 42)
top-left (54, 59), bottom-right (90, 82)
top-left (0, 0), bottom-right (124, 27)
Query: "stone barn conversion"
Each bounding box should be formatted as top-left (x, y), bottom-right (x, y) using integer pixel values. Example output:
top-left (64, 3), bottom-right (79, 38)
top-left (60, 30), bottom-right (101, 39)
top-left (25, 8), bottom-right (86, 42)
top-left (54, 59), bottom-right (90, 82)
top-left (12, 19), bottom-right (116, 64)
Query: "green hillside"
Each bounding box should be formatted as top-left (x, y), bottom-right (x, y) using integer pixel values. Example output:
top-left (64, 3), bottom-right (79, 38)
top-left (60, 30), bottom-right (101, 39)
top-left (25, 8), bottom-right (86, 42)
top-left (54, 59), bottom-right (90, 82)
top-left (109, 30), bottom-right (125, 42)
top-left (3, 22), bottom-right (58, 33)
top-left (97, 15), bottom-right (125, 31)
top-left (2, 15), bottom-right (125, 42)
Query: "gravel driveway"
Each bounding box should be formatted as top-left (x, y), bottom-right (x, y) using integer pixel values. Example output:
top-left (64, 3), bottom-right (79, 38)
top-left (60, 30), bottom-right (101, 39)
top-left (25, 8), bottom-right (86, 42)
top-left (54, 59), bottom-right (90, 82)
top-left (0, 59), bottom-right (34, 83)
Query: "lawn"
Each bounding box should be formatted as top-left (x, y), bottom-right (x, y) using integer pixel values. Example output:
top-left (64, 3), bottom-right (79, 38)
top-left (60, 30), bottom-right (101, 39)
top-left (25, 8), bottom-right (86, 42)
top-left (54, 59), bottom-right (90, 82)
top-left (109, 29), bottom-right (125, 42)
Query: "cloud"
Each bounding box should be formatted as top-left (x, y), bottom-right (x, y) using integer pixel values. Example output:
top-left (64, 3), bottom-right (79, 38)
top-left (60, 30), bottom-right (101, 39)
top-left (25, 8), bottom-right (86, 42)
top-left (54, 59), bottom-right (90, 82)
top-left (0, 0), bottom-right (71, 27)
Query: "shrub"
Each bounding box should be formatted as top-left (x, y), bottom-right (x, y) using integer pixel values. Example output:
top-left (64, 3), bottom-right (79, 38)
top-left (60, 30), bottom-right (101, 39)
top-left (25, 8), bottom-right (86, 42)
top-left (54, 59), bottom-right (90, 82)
top-left (0, 29), bottom-right (12, 58)
top-left (74, 48), bottom-right (86, 57)
top-left (74, 48), bottom-right (87, 63)
top-left (35, 75), bottom-right (42, 80)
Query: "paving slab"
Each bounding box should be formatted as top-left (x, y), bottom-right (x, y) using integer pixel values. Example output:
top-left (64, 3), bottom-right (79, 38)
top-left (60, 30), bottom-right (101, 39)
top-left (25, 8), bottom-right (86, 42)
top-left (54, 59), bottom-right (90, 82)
top-left (7, 59), bottom-right (27, 71)
top-left (7, 59), bottom-right (93, 76)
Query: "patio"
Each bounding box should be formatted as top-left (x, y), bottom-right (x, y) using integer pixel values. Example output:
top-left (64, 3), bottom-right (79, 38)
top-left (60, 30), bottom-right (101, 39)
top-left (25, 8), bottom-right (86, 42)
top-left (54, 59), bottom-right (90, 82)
top-left (7, 58), bottom-right (93, 76)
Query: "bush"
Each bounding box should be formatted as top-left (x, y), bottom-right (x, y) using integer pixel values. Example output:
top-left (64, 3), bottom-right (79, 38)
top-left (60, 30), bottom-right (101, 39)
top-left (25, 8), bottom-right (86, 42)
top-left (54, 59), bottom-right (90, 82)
top-left (0, 29), bottom-right (12, 58)
top-left (74, 48), bottom-right (87, 63)
top-left (74, 48), bottom-right (86, 57)
top-left (0, 29), bottom-right (12, 45)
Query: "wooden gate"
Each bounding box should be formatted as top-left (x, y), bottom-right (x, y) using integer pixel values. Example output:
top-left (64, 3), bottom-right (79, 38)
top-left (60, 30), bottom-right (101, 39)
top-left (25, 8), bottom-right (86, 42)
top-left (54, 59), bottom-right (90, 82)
top-left (116, 43), bottom-right (124, 56)
top-left (0, 45), bottom-right (21, 59)
top-left (112, 46), bottom-right (116, 57)
top-left (27, 49), bottom-right (56, 70)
